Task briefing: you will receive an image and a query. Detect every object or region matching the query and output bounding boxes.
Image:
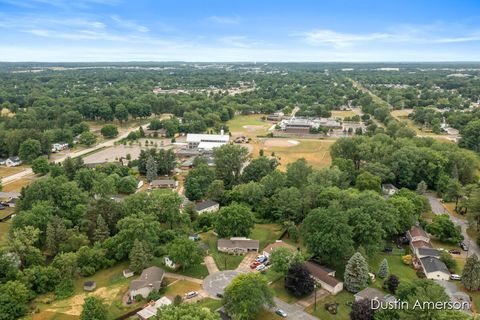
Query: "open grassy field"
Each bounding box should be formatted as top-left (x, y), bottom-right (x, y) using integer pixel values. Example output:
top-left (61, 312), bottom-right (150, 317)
top-left (2, 175), bottom-right (35, 192)
top-left (200, 231), bottom-right (244, 271)
top-left (330, 110), bottom-right (357, 119)
top-left (227, 114), bottom-right (270, 137)
top-left (306, 291), bottom-right (354, 320)
top-left (28, 262), bottom-right (142, 320)
top-left (390, 109), bottom-right (414, 119)
top-left (251, 138), bottom-right (334, 170)
top-left (250, 223), bottom-right (284, 250)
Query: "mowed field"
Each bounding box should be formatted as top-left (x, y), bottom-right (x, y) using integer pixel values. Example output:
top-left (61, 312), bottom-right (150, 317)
top-left (227, 114), bottom-right (334, 169)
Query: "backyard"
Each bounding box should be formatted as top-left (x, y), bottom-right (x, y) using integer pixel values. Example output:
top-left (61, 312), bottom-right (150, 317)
top-left (306, 291), bottom-right (354, 320)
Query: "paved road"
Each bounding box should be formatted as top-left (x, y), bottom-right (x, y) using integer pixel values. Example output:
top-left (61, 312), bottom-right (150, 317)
top-left (272, 297), bottom-right (317, 320)
top-left (426, 193), bottom-right (480, 257)
top-left (203, 270), bottom-right (242, 297)
top-left (0, 124), bottom-right (144, 186)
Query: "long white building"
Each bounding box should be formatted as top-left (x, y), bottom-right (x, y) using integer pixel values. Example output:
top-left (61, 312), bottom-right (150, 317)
top-left (186, 133), bottom-right (229, 151)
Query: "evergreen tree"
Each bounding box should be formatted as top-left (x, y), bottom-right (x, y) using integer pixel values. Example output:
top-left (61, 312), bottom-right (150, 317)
top-left (129, 239), bottom-right (152, 274)
top-left (386, 274), bottom-right (400, 293)
top-left (378, 258), bottom-right (389, 279)
top-left (344, 252), bottom-right (369, 293)
top-left (462, 254), bottom-right (480, 291)
top-left (93, 215), bottom-right (109, 243)
top-left (146, 155), bottom-right (157, 182)
top-left (80, 296), bottom-right (107, 320)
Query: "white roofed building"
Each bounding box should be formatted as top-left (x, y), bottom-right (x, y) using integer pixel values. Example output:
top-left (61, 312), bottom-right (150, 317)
top-left (186, 133), bottom-right (229, 151)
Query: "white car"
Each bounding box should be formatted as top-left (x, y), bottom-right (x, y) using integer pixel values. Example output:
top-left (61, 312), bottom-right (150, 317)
top-left (185, 291), bottom-right (198, 299)
top-left (450, 274), bottom-right (461, 281)
top-left (276, 308), bottom-right (288, 318)
top-left (256, 264), bottom-right (266, 271)
top-left (255, 255), bottom-right (266, 262)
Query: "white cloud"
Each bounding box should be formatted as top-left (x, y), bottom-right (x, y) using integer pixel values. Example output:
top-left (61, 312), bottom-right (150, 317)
top-left (301, 29), bottom-right (391, 48)
top-left (111, 15), bottom-right (149, 33)
top-left (208, 15), bottom-right (240, 25)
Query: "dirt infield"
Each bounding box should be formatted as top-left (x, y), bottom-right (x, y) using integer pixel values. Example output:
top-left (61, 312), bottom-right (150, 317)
top-left (264, 139), bottom-right (300, 147)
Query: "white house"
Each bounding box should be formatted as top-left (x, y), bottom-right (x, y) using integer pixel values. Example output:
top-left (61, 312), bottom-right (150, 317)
top-left (129, 267), bottom-right (165, 300)
top-left (195, 200), bottom-right (220, 214)
top-left (218, 237), bottom-right (259, 255)
top-left (5, 156), bottom-right (22, 167)
top-left (136, 296), bottom-right (172, 320)
top-left (304, 261), bottom-right (343, 295)
top-left (51, 142), bottom-right (69, 153)
top-left (420, 257), bottom-right (451, 281)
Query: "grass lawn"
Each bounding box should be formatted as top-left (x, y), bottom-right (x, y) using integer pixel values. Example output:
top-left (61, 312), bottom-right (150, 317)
top-left (330, 110), bottom-right (358, 119)
top-left (0, 207), bottom-right (14, 220)
top-left (250, 223), bottom-right (284, 250)
top-left (367, 253), bottom-right (417, 287)
top-left (270, 278), bottom-right (299, 304)
top-left (0, 221), bottom-right (11, 247)
top-left (200, 231), bottom-right (244, 270)
top-left (227, 114), bottom-right (269, 136)
top-left (456, 283), bottom-right (480, 312)
top-left (430, 239), bottom-right (460, 251)
top-left (306, 291), bottom-right (354, 320)
top-left (264, 269), bottom-right (283, 283)
top-left (152, 257), bottom-right (209, 279)
top-left (253, 138), bottom-right (335, 170)
top-left (164, 280), bottom-right (201, 298)
top-left (0, 164), bottom-right (29, 177)
top-left (195, 298), bottom-right (223, 312)
top-left (255, 310), bottom-right (283, 320)
top-left (2, 176), bottom-right (34, 192)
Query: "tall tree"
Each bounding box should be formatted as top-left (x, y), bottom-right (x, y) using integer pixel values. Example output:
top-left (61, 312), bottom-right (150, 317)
top-left (93, 215), bottom-right (110, 243)
top-left (377, 258), bottom-right (389, 279)
top-left (19, 138), bottom-right (42, 163)
top-left (214, 203), bottom-right (254, 238)
top-left (129, 239), bottom-right (153, 273)
top-left (155, 303), bottom-right (219, 320)
top-left (214, 144), bottom-right (248, 189)
top-left (284, 263), bottom-right (315, 297)
top-left (350, 299), bottom-right (375, 320)
top-left (166, 237), bottom-right (203, 271)
top-left (80, 296), bottom-right (107, 320)
top-left (0, 281), bottom-right (30, 320)
top-left (462, 254), bottom-right (480, 291)
top-left (344, 252), bottom-right (369, 293)
top-left (224, 273), bottom-right (274, 320)
top-left (146, 154), bottom-right (157, 182)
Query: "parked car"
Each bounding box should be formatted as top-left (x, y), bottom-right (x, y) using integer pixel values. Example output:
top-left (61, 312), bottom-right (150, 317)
top-left (275, 308), bottom-right (287, 318)
top-left (216, 293), bottom-right (224, 298)
top-left (250, 261), bottom-right (261, 269)
top-left (256, 264), bottom-right (266, 271)
top-left (0, 204), bottom-right (5, 210)
top-left (255, 255), bottom-right (267, 263)
top-left (449, 249), bottom-right (461, 255)
top-left (450, 274), bottom-right (462, 281)
top-left (185, 291), bottom-right (198, 299)
top-left (459, 242), bottom-right (469, 251)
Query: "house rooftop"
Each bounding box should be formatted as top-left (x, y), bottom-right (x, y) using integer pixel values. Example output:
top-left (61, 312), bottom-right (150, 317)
top-left (411, 240), bottom-right (433, 249)
top-left (0, 192), bottom-right (21, 199)
top-left (218, 238), bottom-right (259, 250)
top-left (195, 200), bottom-right (219, 211)
top-left (150, 179), bottom-right (176, 187)
top-left (408, 226), bottom-right (429, 239)
top-left (186, 133), bottom-right (229, 143)
top-left (136, 296), bottom-right (172, 319)
top-left (420, 257), bottom-right (450, 275)
top-left (304, 261), bottom-right (341, 287)
top-left (263, 241), bottom-right (296, 254)
top-left (129, 266), bottom-right (164, 291)
top-left (417, 247), bottom-right (441, 257)
top-left (355, 287), bottom-right (390, 301)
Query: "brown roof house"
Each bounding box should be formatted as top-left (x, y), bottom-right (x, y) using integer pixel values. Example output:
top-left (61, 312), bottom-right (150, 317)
top-left (304, 261), bottom-right (343, 295)
top-left (218, 237), bottom-right (259, 255)
top-left (406, 226), bottom-right (433, 254)
top-left (129, 266), bottom-right (165, 300)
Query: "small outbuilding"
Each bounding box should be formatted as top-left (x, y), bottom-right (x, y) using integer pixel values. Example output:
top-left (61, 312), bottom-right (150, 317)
top-left (83, 281), bottom-right (96, 292)
top-left (123, 269), bottom-right (134, 278)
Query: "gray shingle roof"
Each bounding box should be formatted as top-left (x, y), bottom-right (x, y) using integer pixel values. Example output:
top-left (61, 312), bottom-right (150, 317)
top-left (195, 200), bottom-right (219, 211)
top-left (129, 266), bottom-right (165, 291)
top-left (417, 248), bottom-right (441, 257)
top-left (420, 257), bottom-right (450, 274)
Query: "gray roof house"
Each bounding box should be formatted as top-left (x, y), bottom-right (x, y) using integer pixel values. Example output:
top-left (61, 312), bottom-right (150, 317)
top-left (129, 266), bottom-right (165, 299)
top-left (195, 200), bottom-right (220, 214)
top-left (420, 257), bottom-right (450, 281)
top-left (150, 179), bottom-right (177, 189)
top-left (218, 238), bottom-right (260, 255)
top-left (417, 247), bottom-right (442, 259)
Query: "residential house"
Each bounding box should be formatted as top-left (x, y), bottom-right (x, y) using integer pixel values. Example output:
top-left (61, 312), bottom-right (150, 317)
top-left (0, 159), bottom-right (6, 166)
top-left (304, 261), bottom-right (343, 295)
top-left (262, 240), bottom-right (296, 259)
top-left (123, 269), bottom-right (134, 278)
top-left (51, 142), bottom-right (69, 153)
top-left (180, 158), bottom-right (195, 170)
top-left (355, 287), bottom-right (395, 304)
top-left (381, 184), bottom-right (399, 196)
top-left (5, 156), bottom-right (22, 167)
top-left (129, 266), bottom-right (165, 300)
top-left (217, 237), bottom-right (260, 255)
top-left (266, 111), bottom-right (285, 122)
top-left (406, 226), bottom-right (433, 254)
top-left (150, 179), bottom-right (177, 189)
top-left (416, 248), bottom-right (441, 259)
top-left (136, 296), bottom-right (172, 320)
top-left (420, 256), bottom-right (451, 280)
top-left (195, 200), bottom-right (220, 214)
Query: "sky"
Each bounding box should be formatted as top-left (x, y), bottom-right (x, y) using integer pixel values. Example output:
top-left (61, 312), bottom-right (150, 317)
top-left (0, 0), bottom-right (480, 62)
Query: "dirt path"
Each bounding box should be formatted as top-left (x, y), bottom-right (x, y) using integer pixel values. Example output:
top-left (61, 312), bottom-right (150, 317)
top-left (204, 256), bottom-right (219, 274)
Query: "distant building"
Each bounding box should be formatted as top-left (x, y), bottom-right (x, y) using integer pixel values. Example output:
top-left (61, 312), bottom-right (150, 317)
top-left (279, 117), bottom-right (341, 133)
top-left (266, 111), bottom-right (284, 121)
top-left (5, 156), bottom-right (22, 167)
top-left (0, 159), bottom-right (6, 165)
top-left (123, 269), bottom-right (134, 278)
top-left (195, 200), bottom-right (220, 214)
top-left (136, 296), bottom-right (172, 320)
top-left (129, 266), bottom-right (165, 300)
top-left (218, 237), bottom-right (259, 255)
top-left (304, 261), bottom-right (343, 295)
top-left (186, 133), bottom-right (229, 151)
top-left (381, 184), bottom-right (399, 196)
top-left (150, 179), bottom-right (177, 189)
top-left (262, 240), bottom-right (296, 258)
top-left (51, 142), bottom-right (69, 153)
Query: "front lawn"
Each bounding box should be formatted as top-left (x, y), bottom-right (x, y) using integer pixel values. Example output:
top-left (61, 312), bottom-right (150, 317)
top-left (270, 278), bottom-right (299, 304)
top-left (152, 257), bottom-right (209, 279)
top-left (367, 253), bottom-right (417, 288)
top-left (195, 298), bottom-right (223, 312)
top-left (306, 291), bottom-right (354, 320)
top-left (164, 280), bottom-right (202, 298)
top-left (200, 231), bottom-right (244, 270)
top-left (250, 223), bottom-right (284, 250)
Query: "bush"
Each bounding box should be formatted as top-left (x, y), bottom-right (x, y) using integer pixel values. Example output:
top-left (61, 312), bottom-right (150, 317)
top-left (402, 255), bottom-right (412, 265)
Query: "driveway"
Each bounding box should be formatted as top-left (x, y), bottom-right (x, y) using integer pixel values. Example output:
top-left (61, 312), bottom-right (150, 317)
top-left (236, 252), bottom-right (257, 272)
top-left (426, 193), bottom-right (480, 257)
top-left (272, 297), bottom-right (317, 320)
top-left (204, 256), bottom-right (219, 274)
